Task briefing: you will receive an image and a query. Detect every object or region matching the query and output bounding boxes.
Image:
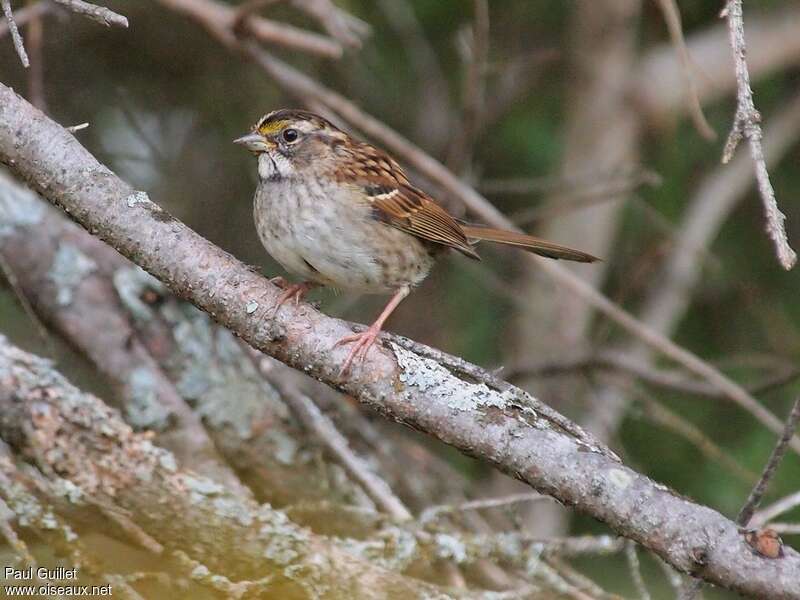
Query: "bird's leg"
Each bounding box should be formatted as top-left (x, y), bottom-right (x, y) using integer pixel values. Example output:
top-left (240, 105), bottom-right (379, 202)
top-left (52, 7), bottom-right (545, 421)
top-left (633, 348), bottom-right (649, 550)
top-left (272, 279), bottom-right (317, 310)
top-left (251, 278), bottom-right (317, 330)
top-left (335, 286), bottom-right (410, 376)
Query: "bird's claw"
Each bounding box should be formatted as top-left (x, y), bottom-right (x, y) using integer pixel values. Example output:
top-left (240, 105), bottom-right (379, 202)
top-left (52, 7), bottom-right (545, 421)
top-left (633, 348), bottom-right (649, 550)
top-left (335, 327), bottom-right (381, 376)
top-left (269, 280), bottom-right (314, 317)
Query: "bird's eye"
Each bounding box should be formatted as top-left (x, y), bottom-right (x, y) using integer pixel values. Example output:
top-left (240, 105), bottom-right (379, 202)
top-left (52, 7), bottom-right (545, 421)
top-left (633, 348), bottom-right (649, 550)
top-left (282, 128), bottom-right (299, 143)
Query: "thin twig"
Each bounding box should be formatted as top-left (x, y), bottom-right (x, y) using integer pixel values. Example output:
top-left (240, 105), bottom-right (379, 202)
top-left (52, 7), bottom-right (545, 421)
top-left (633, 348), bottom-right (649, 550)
top-left (51, 0), bottom-right (127, 27)
top-left (289, 0), bottom-right (370, 48)
top-left (637, 395), bottom-right (756, 484)
top-left (420, 492), bottom-right (551, 524)
top-left (683, 395), bottom-right (800, 599)
top-left (66, 122), bottom-right (89, 132)
top-left (246, 346), bottom-right (412, 520)
top-left (535, 560), bottom-right (603, 600)
top-left (0, 0), bottom-right (48, 38)
top-left (506, 350), bottom-right (800, 401)
top-left (446, 0), bottom-right (489, 173)
top-left (753, 491), bottom-right (800, 527)
top-left (2, 0), bottom-right (30, 67)
top-left (737, 395), bottom-right (800, 526)
top-left (764, 523), bottom-right (800, 535)
top-left (231, 0), bottom-right (281, 35)
top-left (721, 0), bottom-right (795, 269)
top-left (25, 0), bottom-right (45, 110)
top-left (0, 251), bottom-right (52, 351)
top-left (626, 541), bottom-right (651, 600)
top-left (657, 556), bottom-right (686, 599)
top-left (654, 0), bottom-right (715, 140)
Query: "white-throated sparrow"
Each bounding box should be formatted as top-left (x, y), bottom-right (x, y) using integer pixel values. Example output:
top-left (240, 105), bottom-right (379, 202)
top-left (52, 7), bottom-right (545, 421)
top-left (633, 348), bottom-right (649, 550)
top-left (235, 109), bottom-right (598, 373)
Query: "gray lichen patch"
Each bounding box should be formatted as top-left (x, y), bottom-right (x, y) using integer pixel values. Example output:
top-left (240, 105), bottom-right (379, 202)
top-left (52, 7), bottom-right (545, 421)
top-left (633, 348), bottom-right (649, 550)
top-left (253, 504), bottom-right (312, 568)
top-left (171, 313), bottom-right (288, 440)
top-left (0, 337), bottom-right (162, 497)
top-left (113, 266), bottom-right (165, 322)
top-left (125, 190), bottom-right (152, 209)
top-left (390, 343), bottom-right (513, 413)
top-left (0, 169), bottom-right (46, 239)
top-left (432, 533), bottom-right (468, 563)
top-left (125, 366), bottom-right (173, 430)
top-left (47, 243), bottom-right (97, 306)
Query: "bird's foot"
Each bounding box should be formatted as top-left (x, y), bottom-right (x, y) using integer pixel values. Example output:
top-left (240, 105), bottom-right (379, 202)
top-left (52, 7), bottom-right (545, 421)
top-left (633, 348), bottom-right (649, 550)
top-left (251, 280), bottom-right (316, 329)
top-left (335, 324), bottom-right (383, 376)
top-left (273, 281), bottom-right (315, 311)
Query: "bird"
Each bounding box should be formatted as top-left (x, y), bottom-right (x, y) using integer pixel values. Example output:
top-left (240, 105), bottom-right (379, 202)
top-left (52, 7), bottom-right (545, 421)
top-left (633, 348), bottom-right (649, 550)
top-left (235, 109), bottom-right (598, 374)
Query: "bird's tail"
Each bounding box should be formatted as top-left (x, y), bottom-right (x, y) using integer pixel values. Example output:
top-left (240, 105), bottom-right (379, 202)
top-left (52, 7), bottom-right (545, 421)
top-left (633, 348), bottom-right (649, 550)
top-left (460, 225), bottom-right (600, 263)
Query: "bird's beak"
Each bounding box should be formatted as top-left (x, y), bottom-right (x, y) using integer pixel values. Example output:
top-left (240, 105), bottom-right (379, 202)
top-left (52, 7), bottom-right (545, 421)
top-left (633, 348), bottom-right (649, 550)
top-left (233, 132), bottom-right (273, 153)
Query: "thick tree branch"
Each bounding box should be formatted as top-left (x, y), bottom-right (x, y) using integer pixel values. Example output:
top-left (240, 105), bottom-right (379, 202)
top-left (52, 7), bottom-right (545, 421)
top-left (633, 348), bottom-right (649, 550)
top-left (154, 0), bottom-right (799, 451)
top-left (0, 171), bottom-right (247, 493)
top-left (0, 83), bottom-right (798, 599)
top-left (0, 168), bottom-right (386, 510)
top-left (0, 337), bottom-right (468, 599)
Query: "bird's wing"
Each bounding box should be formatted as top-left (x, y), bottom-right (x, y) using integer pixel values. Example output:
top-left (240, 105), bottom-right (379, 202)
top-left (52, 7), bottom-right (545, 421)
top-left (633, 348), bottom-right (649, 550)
top-left (343, 143), bottom-right (479, 259)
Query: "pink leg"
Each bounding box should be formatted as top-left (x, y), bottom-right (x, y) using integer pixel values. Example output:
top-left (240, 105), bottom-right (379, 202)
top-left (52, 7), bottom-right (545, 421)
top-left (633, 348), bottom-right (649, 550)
top-left (250, 279), bottom-right (317, 332)
top-left (335, 286), bottom-right (410, 376)
top-left (270, 279), bottom-right (317, 314)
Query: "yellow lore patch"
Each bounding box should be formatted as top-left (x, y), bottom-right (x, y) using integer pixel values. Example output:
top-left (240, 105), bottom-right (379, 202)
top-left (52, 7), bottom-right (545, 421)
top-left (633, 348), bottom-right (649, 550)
top-left (257, 119), bottom-right (288, 136)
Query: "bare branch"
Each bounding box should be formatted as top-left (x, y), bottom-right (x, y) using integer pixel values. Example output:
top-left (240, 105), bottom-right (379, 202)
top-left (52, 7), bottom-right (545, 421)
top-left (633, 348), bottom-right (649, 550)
top-left (636, 6), bottom-right (800, 121)
top-left (51, 0), bottom-right (127, 27)
top-left (2, 83), bottom-right (800, 599)
top-left (738, 396), bottom-right (800, 527)
top-left (581, 93), bottom-right (800, 446)
top-left (289, 0), bottom-right (370, 48)
top-left (160, 0), bottom-right (346, 58)
top-left (654, 0), bottom-right (715, 140)
top-left (420, 492), bottom-right (551, 524)
top-left (753, 491), bottom-right (800, 527)
top-left (634, 394), bottom-right (756, 484)
top-left (721, 0), bottom-right (796, 269)
top-left (247, 347), bottom-right (413, 520)
top-left (0, 338), bottom-right (469, 598)
top-left (0, 169), bottom-right (248, 493)
top-left (626, 541), bottom-right (651, 600)
top-left (0, 0), bottom-right (48, 38)
top-left (446, 0), bottom-right (490, 173)
top-left (1, 0), bottom-right (30, 67)
top-left (685, 394), bottom-right (800, 598)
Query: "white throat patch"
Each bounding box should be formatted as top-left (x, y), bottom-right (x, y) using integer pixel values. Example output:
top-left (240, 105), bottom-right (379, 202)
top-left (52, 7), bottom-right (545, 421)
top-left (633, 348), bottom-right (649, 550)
top-left (258, 152), bottom-right (295, 181)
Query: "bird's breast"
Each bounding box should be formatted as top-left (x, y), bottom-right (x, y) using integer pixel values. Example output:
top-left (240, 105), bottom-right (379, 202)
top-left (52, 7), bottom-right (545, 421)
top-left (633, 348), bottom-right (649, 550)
top-left (253, 179), bottom-right (435, 293)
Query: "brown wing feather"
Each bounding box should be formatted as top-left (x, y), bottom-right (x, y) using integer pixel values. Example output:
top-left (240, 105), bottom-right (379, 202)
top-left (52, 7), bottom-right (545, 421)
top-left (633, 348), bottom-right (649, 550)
top-left (369, 185), bottom-right (480, 259)
top-left (341, 142), bottom-right (480, 259)
top-left (461, 225), bottom-right (600, 262)
top-left (336, 140), bottom-right (596, 263)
